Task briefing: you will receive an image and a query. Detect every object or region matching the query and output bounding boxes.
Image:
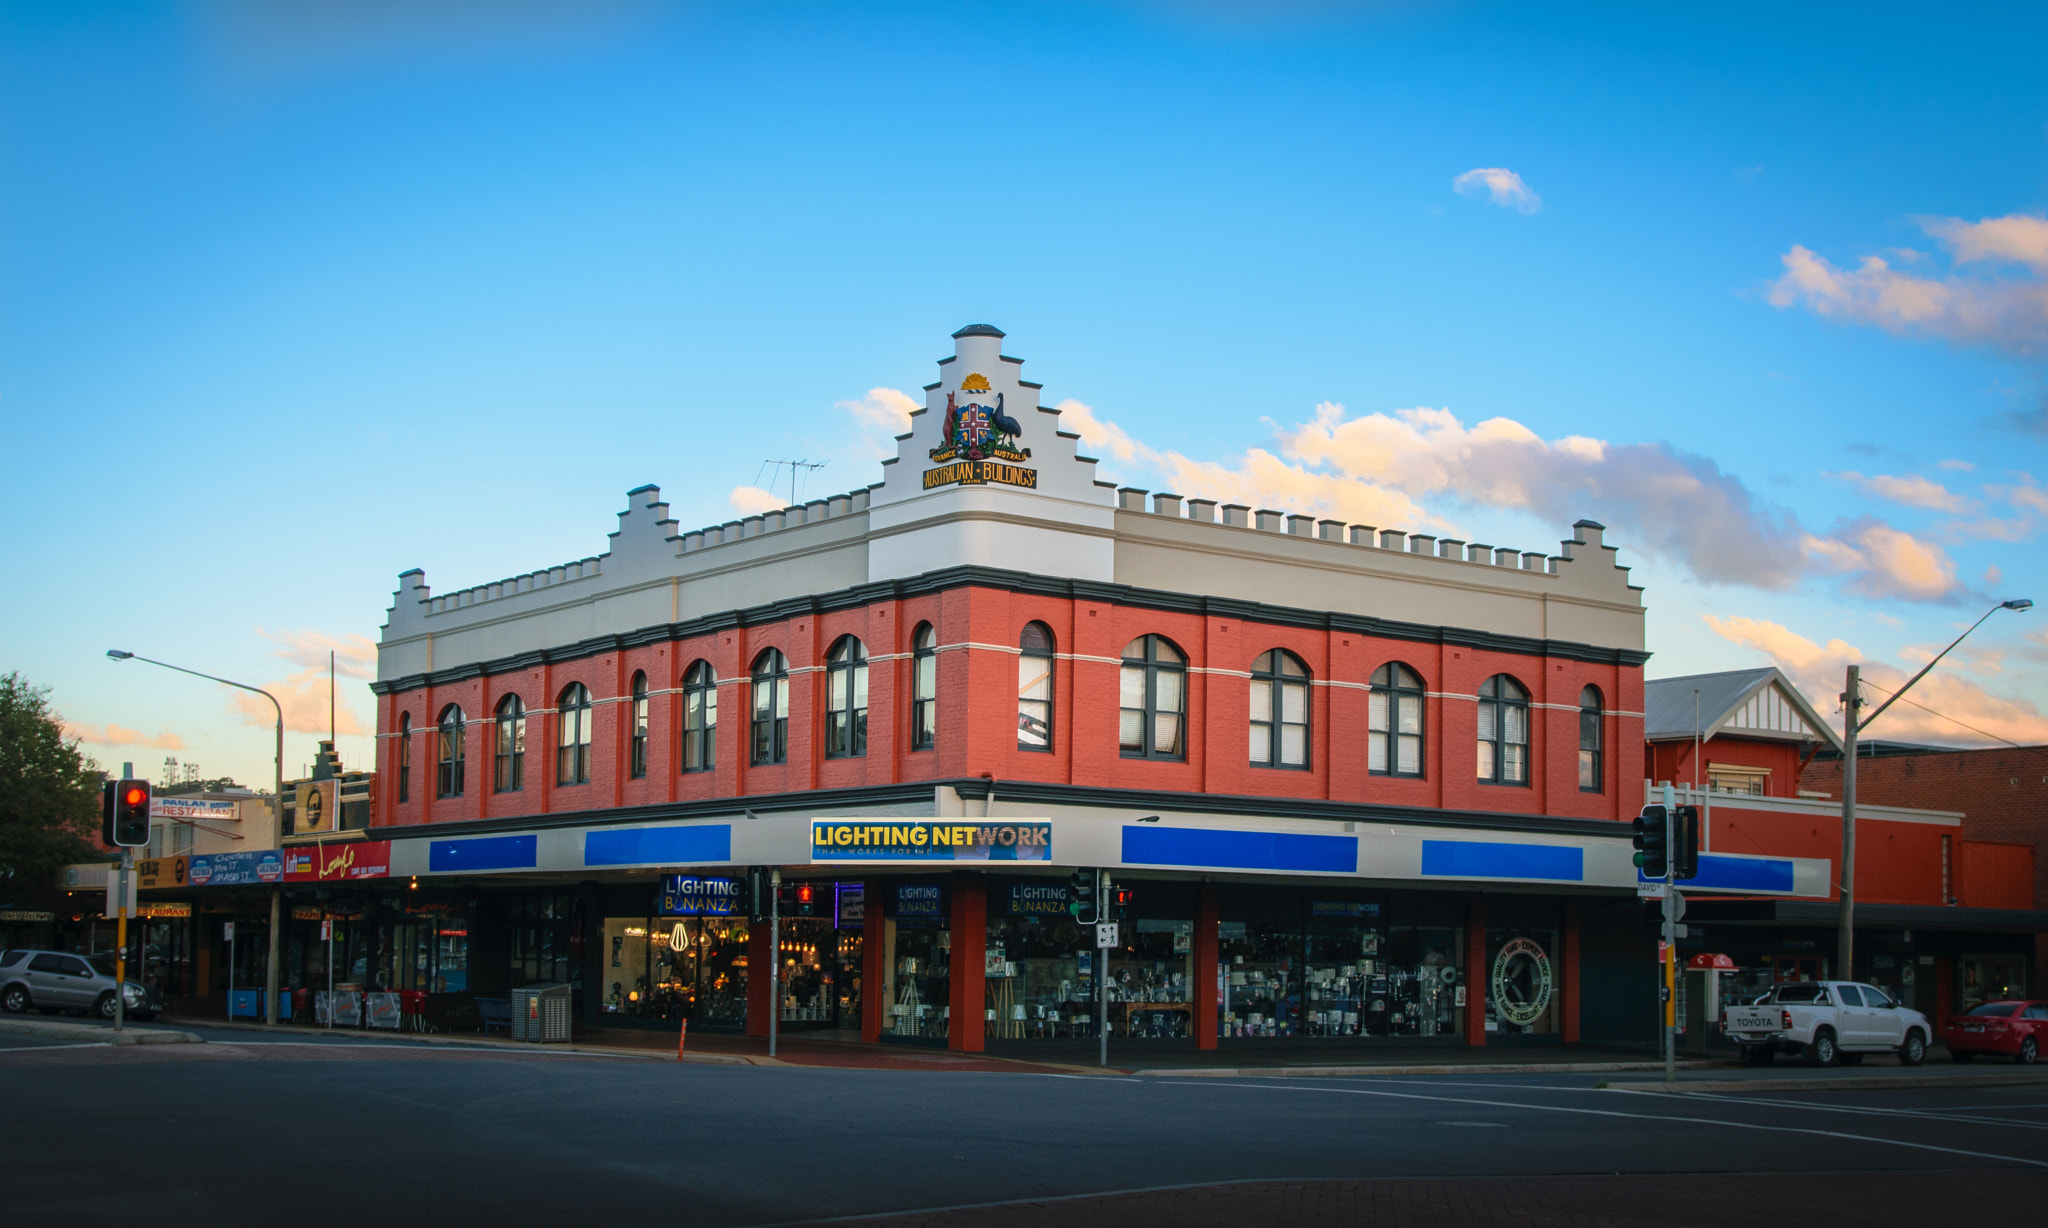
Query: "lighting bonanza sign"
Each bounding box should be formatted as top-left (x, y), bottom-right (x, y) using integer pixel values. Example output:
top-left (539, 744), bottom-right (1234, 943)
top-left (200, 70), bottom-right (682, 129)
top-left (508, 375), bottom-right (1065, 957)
top-left (811, 820), bottom-right (1052, 863)
top-left (660, 876), bottom-right (743, 917)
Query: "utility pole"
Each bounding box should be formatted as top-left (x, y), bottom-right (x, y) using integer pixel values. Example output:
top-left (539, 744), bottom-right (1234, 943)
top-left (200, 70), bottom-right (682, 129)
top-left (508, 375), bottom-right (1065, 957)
top-left (1663, 782), bottom-right (1676, 1084)
top-left (769, 868), bottom-right (780, 1059)
top-left (1835, 598), bottom-right (2032, 981)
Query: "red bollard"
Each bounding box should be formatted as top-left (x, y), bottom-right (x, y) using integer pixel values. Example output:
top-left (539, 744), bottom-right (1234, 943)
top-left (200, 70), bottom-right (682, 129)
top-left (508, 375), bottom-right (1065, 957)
top-left (676, 1018), bottom-right (688, 1061)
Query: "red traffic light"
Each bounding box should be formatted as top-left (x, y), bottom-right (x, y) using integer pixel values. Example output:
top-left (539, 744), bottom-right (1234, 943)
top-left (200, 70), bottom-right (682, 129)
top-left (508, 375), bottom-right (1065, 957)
top-left (796, 884), bottom-right (814, 905)
top-left (123, 786), bottom-right (147, 806)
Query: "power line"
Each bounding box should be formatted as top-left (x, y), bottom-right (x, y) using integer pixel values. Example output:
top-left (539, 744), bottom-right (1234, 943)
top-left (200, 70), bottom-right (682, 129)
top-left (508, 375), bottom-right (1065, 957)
top-left (1857, 676), bottom-right (2048, 759)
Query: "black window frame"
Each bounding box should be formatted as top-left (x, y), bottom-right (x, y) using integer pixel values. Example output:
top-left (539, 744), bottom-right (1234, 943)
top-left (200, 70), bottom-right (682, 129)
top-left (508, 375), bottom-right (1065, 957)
top-left (1477, 674), bottom-right (1530, 787)
top-left (436, 705), bottom-right (465, 799)
top-left (494, 695), bottom-right (526, 793)
top-left (557, 683), bottom-right (592, 787)
top-left (1578, 684), bottom-right (1603, 794)
top-left (681, 660), bottom-right (717, 774)
top-left (825, 636), bottom-right (869, 759)
top-left (1368, 663), bottom-right (1426, 778)
top-left (910, 623), bottom-right (937, 752)
top-left (397, 713), bottom-right (411, 802)
top-left (1018, 621), bottom-right (1055, 752)
top-left (630, 672), bottom-right (649, 779)
top-left (1248, 648), bottom-right (1311, 770)
top-left (751, 649), bottom-right (789, 766)
top-left (1119, 634), bottom-right (1188, 761)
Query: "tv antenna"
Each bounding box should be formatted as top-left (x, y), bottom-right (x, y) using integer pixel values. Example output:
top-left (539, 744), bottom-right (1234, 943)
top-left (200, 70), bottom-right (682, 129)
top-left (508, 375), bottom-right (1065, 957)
top-left (757, 459), bottom-right (827, 507)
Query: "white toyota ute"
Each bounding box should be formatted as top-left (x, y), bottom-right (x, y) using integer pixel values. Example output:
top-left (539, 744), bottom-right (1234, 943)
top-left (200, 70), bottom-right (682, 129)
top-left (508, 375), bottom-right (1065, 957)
top-left (1721, 980), bottom-right (1931, 1067)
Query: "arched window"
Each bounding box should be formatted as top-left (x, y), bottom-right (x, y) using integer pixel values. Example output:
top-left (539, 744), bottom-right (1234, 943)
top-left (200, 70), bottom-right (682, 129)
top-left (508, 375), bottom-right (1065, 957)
top-left (1477, 674), bottom-right (1530, 786)
top-left (910, 623), bottom-right (937, 751)
top-left (1249, 649), bottom-right (1310, 769)
top-left (397, 713), bottom-right (412, 802)
top-left (1578, 685), bottom-right (1603, 793)
top-left (681, 660), bottom-right (717, 773)
top-left (436, 705), bottom-right (465, 798)
top-left (557, 683), bottom-right (592, 786)
top-left (1369, 663), bottom-right (1425, 778)
top-left (1119, 635), bottom-right (1186, 760)
top-left (1018, 621), bottom-right (1054, 752)
top-left (825, 637), bottom-right (869, 759)
top-left (630, 672), bottom-right (649, 779)
top-left (494, 696), bottom-right (526, 793)
top-left (751, 650), bottom-right (789, 766)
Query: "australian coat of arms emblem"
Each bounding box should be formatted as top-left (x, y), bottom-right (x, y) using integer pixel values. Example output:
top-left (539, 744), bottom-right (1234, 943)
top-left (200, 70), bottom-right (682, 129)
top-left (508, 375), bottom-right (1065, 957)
top-left (930, 373), bottom-right (1030, 464)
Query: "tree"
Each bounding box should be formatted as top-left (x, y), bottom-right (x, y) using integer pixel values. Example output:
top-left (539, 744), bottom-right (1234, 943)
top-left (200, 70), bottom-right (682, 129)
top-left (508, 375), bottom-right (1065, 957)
top-left (0, 672), bottom-right (106, 904)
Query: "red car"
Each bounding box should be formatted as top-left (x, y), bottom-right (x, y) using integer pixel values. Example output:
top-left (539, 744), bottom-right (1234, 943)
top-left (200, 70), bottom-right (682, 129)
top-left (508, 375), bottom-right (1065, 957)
top-left (1942, 1000), bottom-right (2048, 1064)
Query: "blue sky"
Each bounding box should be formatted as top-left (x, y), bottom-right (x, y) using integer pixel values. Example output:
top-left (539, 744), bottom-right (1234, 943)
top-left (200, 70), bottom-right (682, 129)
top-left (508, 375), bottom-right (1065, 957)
top-left (4, 1), bottom-right (2044, 788)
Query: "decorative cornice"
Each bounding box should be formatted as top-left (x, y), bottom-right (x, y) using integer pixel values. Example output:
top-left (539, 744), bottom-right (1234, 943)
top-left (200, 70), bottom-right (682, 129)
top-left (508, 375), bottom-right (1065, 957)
top-left (372, 564), bottom-right (1651, 695)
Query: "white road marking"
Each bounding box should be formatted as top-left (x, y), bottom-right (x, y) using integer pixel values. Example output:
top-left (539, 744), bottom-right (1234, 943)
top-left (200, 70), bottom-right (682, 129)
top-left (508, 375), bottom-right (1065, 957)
top-left (1606, 1087), bottom-right (2048, 1132)
top-left (1144, 1078), bottom-right (2048, 1170)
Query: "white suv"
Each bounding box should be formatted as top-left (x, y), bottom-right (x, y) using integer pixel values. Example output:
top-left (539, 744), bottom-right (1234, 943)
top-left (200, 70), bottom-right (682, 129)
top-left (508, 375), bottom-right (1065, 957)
top-left (1722, 980), bottom-right (1930, 1067)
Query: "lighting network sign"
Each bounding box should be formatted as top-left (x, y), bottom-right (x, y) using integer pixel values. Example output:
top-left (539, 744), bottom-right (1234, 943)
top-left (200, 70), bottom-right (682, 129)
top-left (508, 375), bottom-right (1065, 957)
top-left (810, 819), bottom-right (1052, 863)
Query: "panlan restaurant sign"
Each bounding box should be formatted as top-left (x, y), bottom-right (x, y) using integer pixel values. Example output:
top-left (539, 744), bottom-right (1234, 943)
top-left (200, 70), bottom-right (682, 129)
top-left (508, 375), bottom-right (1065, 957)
top-left (923, 373), bottom-right (1036, 492)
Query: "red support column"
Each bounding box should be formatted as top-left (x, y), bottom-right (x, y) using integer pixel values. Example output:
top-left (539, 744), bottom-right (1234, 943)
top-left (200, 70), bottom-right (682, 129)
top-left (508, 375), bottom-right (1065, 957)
top-left (948, 875), bottom-right (986, 1052)
top-left (1465, 896), bottom-right (1487, 1046)
top-left (862, 879), bottom-right (885, 1044)
top-left (746, 919), bottom-right (773, 1038)
top-left (1195, 884), bottom-right (1220, 1050)
top-left (1562, 899), bottom-right (1581, 1044)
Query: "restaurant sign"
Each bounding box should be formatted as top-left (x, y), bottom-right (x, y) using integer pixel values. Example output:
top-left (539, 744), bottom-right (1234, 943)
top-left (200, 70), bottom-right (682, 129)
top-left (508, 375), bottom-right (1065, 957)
top-left (811, 820), bottom-right (1052, 863)
top-left (283, 841), bottom-right (392, 882)
top-left (136, 856), bottom-right (188, 890)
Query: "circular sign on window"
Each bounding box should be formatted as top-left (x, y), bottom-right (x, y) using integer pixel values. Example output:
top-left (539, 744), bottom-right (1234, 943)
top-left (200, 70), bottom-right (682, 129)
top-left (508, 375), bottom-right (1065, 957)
top-left (1490, 936), bottom-right (1553, 1027)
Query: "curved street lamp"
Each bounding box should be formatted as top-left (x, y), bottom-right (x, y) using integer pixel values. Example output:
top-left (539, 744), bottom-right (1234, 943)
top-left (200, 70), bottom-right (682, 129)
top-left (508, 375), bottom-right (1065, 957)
top-left (1836, 597), bottom-right (2033, 979)
top-left (107, 650), bottom-right (287, 1026)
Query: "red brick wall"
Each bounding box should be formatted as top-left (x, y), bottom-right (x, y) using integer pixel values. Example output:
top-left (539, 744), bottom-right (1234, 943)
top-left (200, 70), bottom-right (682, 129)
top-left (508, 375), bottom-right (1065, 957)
top-left (1648, 735), bottom-right (1807, 799)
top-left (1958, 841), bottom-right (2036, 911)
top-left (1708, 800), bottom-right (1950, 906)
top-left (1802, 748), bottom-right (2048, 910)
top-left (373, 584), bottom-right (1645, 827)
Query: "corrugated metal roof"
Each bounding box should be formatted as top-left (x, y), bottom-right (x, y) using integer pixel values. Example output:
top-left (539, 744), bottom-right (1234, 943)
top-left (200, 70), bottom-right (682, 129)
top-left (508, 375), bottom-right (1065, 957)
top-left (1644, 667), bottom-right (1842, 752)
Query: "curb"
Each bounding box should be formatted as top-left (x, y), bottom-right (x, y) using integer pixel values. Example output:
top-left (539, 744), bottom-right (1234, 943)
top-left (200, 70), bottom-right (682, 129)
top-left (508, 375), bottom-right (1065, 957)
top-left (1613, 1070), bottom-right (2048, 1094)
top-left (156, 1015), bottom-right (741, 1062)
top-left (1132, 1060), bottom-right (1720, 1079)
top-left (0, 1018), bottom-right (203, 1046)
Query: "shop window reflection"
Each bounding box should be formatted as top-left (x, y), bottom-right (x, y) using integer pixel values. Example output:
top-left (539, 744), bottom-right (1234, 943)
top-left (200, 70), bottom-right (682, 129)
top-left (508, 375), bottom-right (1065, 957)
top-left (883, 914), bottom-right (950, 1040)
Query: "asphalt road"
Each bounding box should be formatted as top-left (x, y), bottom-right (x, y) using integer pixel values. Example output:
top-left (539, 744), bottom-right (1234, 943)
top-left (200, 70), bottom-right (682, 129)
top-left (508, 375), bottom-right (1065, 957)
top-left (4, 1032), bottom-right (2045, 1227)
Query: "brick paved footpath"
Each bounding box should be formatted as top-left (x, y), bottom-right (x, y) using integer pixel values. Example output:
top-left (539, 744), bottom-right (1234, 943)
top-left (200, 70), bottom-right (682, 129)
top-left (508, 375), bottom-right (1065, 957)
top-left (817, 1171), bottom-right (2048, 1228)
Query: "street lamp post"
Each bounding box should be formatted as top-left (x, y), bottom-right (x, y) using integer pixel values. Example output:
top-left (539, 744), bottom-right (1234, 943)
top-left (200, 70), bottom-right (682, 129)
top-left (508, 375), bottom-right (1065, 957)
top-left (1836, 598), bottom-right (2033, 980)
top-left (108, 650), bottom-right (287, 1026)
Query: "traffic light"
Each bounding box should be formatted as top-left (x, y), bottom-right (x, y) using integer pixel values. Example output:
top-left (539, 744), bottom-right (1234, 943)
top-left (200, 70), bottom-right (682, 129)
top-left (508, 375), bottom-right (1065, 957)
top-left (747, 866), bottom-right (772, 921)
top-left (1067, 868), bottom-right (1097, 924)
top-left (777, 881), bottom-right (819, 917)
top-left (1110, 885), bottom-right (1134, 918)
top-left (103, 778), bottom-right (151, 847)
top-left (1672, 805), bottom-right (1700, 882)
top-left (1632, 804), bottom-right (1668, 879)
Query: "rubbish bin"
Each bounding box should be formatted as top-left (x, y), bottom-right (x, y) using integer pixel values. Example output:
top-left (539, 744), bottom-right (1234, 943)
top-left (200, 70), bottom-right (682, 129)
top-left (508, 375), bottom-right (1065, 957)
top-left (510, 983), bottom-right (572, 1043)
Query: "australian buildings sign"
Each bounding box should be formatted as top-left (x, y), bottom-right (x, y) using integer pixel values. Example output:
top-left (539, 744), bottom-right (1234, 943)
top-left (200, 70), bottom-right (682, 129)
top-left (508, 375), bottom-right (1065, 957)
top-left (923, 373), bottom-right (1037, 491)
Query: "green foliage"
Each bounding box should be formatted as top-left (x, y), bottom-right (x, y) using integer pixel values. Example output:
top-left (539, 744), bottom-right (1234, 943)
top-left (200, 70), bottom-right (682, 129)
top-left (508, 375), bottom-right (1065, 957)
top-left (0, 672), bottom-right (108, 900)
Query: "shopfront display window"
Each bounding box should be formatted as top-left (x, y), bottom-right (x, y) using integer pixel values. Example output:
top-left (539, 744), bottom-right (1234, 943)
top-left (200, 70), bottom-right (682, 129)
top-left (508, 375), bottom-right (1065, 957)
top-left (1218, 890), bottom-right (1465, 1042)
top-left (1484, 929), bottom-right (1558, 1035)
top-left (779, 918), bottom-right (837, 1027)
top-left (883, 885), bottom-right (950, 1041)
top-left (1219, 920), bottom-right (1298, 1037)
top-left (1961, 954), bottom-right (2026, 1012)
top-left (985, 908), bottom-right (1090, 1040)
top-left (1108, 918), bottom-right (1194, 1039)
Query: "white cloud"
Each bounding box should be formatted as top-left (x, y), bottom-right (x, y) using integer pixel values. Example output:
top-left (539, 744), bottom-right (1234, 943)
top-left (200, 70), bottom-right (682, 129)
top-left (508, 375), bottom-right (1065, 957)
top-left (727, 485), bottom-right (787, 515)
top-left (836, 387), bottom-right (920, 458)
top-left (1936, 458), bottom-right (1975, 472)
top-left (1799, 517), bottom-right (1963, 602)
top-left (257, 628), bottom-right (376, 678)
top-left (1768, 212), bottom-right (2048, 355)
top-left (1452, 167), bottom-right (1541, 214)
top-left (63, 722), bottom-right (187, 751)
top-left (1830, 471), bottom-right (1977, 514)
top-left (1704, 614), bottom-right (2048, 747)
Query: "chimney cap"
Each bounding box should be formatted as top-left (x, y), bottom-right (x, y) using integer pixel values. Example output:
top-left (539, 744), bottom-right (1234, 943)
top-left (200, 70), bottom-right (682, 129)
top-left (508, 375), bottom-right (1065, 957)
top-left (1573, 518), bottom-right (1607, 531)
top-left (951, 323), bottom-right (1006, 339)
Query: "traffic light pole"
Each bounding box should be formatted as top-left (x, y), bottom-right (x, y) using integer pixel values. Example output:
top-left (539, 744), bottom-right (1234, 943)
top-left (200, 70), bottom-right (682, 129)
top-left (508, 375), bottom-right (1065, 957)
top-left (114, 847), bottom-right (132, 1034)
top-left (769, 869), bottom-right (780, 1060)
top-left (1662, 782), bottom-right (1676, 1085)
top-left (1098, 869), bottom-right (1109, 1069)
